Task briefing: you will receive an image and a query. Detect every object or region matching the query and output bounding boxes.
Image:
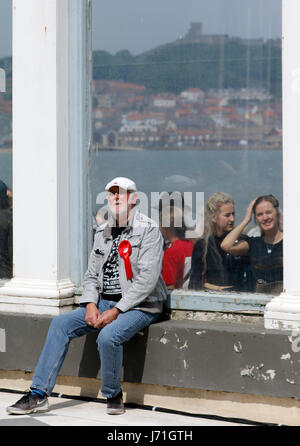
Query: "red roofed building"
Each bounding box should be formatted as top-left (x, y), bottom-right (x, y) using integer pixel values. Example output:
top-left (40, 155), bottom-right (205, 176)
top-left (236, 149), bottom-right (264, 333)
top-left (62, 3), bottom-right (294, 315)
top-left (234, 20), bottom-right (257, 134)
top-left (180, 88), bottom-right (205, 103)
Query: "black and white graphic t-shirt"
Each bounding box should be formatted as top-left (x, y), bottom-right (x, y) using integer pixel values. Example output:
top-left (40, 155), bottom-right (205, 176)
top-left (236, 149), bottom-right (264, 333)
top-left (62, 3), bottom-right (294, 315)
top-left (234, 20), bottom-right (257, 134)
top-left (102, 227), bottom-right (125, 301)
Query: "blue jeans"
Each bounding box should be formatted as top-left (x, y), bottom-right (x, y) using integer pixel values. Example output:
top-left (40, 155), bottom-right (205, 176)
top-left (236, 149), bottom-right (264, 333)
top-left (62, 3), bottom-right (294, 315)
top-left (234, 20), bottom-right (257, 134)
top-left (31, 299), bottom-right (160, 398)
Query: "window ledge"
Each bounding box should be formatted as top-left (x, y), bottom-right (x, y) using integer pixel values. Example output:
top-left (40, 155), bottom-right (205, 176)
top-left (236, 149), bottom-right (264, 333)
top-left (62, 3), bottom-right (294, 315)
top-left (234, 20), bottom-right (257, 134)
top-left (167, 289), bottom-right (272, 313)
top-left (73, 287), bottom-right (272, 315)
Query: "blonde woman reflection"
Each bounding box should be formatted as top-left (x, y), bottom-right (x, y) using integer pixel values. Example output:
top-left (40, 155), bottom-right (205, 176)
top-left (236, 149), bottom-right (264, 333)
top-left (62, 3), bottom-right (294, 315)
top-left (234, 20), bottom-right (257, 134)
top-left (189, 192), bottom-right (249, 292)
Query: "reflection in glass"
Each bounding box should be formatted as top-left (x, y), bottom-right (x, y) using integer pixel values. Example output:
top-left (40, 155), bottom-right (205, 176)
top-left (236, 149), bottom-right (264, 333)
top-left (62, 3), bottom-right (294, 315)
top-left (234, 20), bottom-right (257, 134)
top-left (0, 2), bottom-right (12, 280)
top-left (221, 195), bottom-right (283, 295)
top-left (189, 192), bottom-right (250, 292)
top-left (159, 200), bottom-right (194, 290)
top-left (91, 0), bottom-right (282, 295)
top-left (0, 179), bottom-right (12, 279)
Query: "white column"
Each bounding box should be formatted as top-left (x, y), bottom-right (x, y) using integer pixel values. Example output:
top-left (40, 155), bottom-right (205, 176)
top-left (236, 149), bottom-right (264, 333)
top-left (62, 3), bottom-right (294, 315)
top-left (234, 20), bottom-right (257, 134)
top-left (264, 0), bottom-right (300, 330)
top-left (0, 0), bottom-right (88, 315)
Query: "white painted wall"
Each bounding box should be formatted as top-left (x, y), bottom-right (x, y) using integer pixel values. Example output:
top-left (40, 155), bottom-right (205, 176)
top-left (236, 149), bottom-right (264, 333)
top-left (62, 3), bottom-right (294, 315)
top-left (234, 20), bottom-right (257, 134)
top-left (0, 0), bottom-right (76, 314)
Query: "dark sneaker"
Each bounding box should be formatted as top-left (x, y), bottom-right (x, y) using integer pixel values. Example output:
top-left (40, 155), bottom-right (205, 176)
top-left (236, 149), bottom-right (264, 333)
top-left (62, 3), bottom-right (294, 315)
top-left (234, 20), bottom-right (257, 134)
top-left (6, 391), bottom-right (49, 415)
top-left (106, 391), bottom-right (125, 415)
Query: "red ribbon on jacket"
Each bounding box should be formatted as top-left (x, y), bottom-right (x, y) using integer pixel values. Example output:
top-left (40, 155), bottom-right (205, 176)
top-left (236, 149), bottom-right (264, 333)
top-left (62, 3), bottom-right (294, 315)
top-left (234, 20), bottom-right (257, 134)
top-left (118, 240), bottom-right (133, 280)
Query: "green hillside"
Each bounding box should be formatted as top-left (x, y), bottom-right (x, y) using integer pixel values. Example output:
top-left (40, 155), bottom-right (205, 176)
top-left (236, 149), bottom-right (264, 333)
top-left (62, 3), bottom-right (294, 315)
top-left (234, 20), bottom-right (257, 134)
top-left (0, 38), bottom-right (282, 101)
top-left (93, 40), bottom-right (282, 98)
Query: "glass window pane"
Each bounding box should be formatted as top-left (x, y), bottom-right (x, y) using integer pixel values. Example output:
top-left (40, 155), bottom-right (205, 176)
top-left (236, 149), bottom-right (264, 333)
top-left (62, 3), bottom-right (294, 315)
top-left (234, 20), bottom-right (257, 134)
top-left (0, 0), bottom-right (12, 280)
top-left (90, 0), bottom-right (282, 297)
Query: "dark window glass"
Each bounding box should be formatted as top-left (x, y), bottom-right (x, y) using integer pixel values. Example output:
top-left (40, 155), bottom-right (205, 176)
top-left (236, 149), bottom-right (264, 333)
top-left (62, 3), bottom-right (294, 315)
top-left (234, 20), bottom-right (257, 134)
top-left (90, 0), bottom-right (282, 295)
top-left (0, 0), bottom-right (12, 280)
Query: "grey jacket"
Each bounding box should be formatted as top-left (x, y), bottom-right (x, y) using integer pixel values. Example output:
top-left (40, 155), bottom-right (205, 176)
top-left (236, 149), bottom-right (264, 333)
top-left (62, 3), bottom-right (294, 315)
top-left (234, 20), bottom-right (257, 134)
top-left (80, 209), bottom-right (168, 313)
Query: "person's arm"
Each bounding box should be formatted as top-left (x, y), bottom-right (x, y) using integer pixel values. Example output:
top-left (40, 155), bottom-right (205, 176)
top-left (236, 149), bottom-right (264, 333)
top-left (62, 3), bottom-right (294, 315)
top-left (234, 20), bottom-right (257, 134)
top-left (85, 303), bottom-right (101, 327)
top-left (93, 306), bottom-right (121, 329)
top-left (221, 198), bottom-right (257, 256)
top-left (188, 240), bottom-right (204, 290)
top-left (80, 232), bottom-right (103, 306)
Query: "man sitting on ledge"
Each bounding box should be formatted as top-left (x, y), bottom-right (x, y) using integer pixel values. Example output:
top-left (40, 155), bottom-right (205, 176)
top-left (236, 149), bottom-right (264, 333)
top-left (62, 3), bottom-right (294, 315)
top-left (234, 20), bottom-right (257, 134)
top-left (7, 177), bottom-right (167, 416)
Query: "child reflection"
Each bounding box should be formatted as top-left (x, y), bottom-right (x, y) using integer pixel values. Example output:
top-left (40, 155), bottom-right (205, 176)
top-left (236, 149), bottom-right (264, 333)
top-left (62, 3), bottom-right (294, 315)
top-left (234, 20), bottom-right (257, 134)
top-left (221, 195), bottom-right (283, 295)
top-left (189, 192), bottom-right (247, 291)
top-left (160, 205), bottom-right (194, 290)
top-left (0, 180), bottom-right (12, 279)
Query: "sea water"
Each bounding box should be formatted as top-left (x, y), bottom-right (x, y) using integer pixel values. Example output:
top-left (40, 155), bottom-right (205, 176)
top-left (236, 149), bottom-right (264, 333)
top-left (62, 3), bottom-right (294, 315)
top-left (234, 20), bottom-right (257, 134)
top-left (0, 152), bottom-right (12, 189)
top-left (0, 148), bottom-right (283, 221)
top-left (90, 148), bottom-right (283, 221)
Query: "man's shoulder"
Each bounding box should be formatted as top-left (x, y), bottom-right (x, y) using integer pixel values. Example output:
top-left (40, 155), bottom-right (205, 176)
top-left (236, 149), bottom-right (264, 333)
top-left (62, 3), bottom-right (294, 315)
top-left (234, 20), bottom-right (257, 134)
top-left (132, 210), bottom-right (159, 229)
top-left (95, 222), bottom-right (107, 234)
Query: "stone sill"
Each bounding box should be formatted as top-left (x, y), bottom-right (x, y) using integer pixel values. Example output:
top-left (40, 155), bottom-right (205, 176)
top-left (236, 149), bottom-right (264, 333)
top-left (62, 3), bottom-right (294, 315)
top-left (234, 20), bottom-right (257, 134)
top-left (0, 312), bottom-right (298, 403)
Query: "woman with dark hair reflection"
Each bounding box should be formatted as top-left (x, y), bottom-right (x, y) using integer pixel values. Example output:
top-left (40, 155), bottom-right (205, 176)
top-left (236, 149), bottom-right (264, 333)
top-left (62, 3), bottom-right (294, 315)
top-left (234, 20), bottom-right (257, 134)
top-left (221, 195), bottom-right (283, 294)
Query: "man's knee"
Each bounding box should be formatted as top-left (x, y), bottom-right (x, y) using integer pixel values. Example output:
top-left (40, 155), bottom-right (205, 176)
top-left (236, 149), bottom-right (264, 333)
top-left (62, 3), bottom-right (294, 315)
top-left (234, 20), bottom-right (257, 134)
top-left (97, 325), bottom-right (120, 350)
top-left (48, 314), bottom-right (66, 334)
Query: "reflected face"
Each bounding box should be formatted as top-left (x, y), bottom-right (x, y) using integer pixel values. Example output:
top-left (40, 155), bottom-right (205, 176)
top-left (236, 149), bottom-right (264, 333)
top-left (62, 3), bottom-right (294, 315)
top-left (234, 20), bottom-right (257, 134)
top-left (212, 202), bottom-right (235, 236)
top-left (107, 186), bottom-right (137, 223)
top-left (107, 186), bottom-right (131, 216)
top-left (255, 200), bottom-right (278, 233)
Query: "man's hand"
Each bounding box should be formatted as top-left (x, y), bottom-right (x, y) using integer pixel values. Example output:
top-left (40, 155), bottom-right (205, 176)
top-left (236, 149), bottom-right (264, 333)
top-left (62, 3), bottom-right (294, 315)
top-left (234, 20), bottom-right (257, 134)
top-left (85, 303), bottom-right (101, 328)
top-left (94, 307), bottom-right (121, 329)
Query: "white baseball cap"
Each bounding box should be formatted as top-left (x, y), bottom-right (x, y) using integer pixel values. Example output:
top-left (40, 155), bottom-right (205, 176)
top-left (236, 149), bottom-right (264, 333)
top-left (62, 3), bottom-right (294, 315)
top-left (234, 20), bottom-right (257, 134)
top-left (105, 177), bottom-right (137, 192)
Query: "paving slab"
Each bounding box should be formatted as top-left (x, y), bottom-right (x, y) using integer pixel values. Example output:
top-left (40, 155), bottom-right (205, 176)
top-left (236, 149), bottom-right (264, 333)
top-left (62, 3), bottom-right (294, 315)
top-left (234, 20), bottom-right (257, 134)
top-left (0, 391), bottom-right (254, 427)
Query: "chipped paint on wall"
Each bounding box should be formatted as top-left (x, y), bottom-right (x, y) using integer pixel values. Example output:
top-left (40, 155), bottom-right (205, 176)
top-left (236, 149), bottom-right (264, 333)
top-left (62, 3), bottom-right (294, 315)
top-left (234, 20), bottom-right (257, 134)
top-left (240, 364), bottom-right (276, 382)
top-left (281, 353), bottom-right (291, 360)
top-left (179, 340), bottom-right (188, 350)
top-left (265, 369), bottom-right (276, 380)
top-left (159, 332), bottom-right (169, 344)
top-left (234, 341), bottom-right (242, 353)
top-left (288, 331), bottom-right (300, 353)
top-left (286, 378), bottom-right (295, 385)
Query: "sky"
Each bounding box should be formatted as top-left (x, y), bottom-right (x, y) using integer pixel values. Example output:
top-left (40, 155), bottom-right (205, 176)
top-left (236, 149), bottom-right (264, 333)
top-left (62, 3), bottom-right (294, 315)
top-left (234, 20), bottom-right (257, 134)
top-left (0, 0), bottom-right (12, 58)
top-left (92, 0), bottom-right (282, 55)
top-left (0, 0), bottom-right (281, 58)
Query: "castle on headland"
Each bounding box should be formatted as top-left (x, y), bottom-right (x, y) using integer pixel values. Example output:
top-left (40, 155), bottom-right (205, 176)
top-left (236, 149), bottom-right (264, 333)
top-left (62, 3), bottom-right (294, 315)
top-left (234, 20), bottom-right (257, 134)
top-left (176, 22), bottom-right (281, 48)
top-left (180, 22), bottom-right (227, 45)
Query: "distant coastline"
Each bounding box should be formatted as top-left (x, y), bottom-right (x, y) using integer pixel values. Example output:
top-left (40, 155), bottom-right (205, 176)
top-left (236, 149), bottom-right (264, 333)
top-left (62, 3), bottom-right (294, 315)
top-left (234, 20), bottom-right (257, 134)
top-left (0, 145), bottom-right (282, 154)
top-left (0, 147), bottom-right (11, 153)
top-left (93, 144), bottom-right (282, 152)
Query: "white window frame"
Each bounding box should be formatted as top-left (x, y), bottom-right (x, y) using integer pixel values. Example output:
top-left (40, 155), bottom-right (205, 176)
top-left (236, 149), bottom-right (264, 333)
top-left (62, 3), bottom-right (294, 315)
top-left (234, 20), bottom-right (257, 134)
top-left (1, 0), bottom-right (299, 332)
top-left (0, 0), bottom-right (91, 315)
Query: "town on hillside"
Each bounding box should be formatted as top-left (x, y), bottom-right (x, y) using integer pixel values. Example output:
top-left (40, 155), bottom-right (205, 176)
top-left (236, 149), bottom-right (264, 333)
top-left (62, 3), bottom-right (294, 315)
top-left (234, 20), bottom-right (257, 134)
top-left (92, 80), bottom-right (282, 151)
top-left (92, 22), bottom-right (282, 151)
top-left (0, 76), bottom-right (282, 152)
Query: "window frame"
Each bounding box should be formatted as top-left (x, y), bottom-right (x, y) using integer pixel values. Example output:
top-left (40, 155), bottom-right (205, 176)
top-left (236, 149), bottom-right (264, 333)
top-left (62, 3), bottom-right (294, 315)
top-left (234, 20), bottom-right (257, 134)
top-left (1, 0), bottom-right (289, 321)
top-left (86, 0), bottom-right (283, 316)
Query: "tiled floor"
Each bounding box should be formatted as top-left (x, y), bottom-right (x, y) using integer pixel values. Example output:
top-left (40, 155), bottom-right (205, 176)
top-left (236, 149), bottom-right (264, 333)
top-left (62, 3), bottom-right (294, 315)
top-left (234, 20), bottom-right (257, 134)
top-left (0, 391), bottom-right (253, 427)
